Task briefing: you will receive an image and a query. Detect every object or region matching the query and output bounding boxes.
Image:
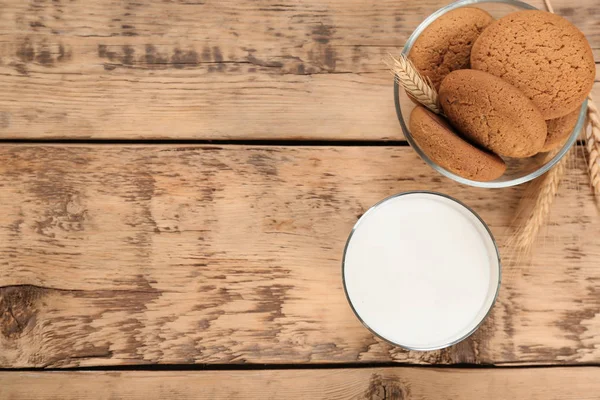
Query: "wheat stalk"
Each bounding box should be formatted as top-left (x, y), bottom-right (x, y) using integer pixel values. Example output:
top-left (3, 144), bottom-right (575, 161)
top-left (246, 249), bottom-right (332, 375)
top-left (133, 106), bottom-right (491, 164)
top-left (383, 53), bottom-right (441, 114)
top-left (585, 95), bottom-right (600, 195)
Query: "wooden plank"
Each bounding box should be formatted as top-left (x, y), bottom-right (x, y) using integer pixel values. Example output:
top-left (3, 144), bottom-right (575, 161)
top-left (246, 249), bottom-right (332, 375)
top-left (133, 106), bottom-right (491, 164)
top-left (0, 0), bottom-right (597, 140)
top-left (1, 367), bottom-right (600, 399)
top-left (1, 145), bottom-right (599, 367)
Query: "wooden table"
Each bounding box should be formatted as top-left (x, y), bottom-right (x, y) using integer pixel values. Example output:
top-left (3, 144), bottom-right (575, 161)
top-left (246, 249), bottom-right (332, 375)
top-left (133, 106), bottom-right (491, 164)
top-left (0, 0), bottom-right (599, 398)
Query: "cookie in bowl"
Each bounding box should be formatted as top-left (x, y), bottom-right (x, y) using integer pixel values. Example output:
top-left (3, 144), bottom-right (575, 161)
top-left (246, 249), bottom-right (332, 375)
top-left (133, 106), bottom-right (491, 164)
top-left (409, 7), bottom-right (494, 90)
top-left (542, 107), bottom-right (581, 152)
top-left (438, 69), bottom-right (547, 158)
top-left (409, 105), bottom-right (506, 181)
top-left (471, 10), bottom-right (595, 120)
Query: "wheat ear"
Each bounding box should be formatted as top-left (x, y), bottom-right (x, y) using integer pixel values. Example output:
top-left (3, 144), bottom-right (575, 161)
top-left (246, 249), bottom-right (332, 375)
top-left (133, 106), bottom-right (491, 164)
top-left (509, 151), bottom-right (569, 253)
top-left (383, 53), bottom-right (441, 114)
top-left (585, 95), bottom-right (600, 195)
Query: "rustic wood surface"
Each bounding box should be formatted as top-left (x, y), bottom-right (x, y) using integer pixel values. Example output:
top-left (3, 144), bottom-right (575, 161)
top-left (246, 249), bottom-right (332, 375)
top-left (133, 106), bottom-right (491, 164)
top-left (1, 1), bottom-right (599, 397)
top-left (0, 0), bottom-right (597, 140)
top-left (2, 367), bottom-right (600, 399)
top-left (1, 145), bottom-right (598, 368)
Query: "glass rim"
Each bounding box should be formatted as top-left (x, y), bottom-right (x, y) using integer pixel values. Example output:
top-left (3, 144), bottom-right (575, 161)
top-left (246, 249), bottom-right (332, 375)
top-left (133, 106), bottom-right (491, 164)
top-left (341, 190), bottom-right (502, 351)
top-left (394, 0), bottom-right (588, 189)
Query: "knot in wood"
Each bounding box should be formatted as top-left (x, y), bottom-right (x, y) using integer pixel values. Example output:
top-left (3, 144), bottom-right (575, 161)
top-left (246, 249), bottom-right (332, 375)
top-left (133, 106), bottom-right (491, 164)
top-left (365, 374), bottom-right (407, 400)
top-left (0, 286), bottom-right (42, 339)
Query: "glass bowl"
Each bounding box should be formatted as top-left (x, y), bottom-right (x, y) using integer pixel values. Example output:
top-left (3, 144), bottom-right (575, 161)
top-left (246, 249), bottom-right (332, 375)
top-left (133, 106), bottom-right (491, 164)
top-left (394, 0), bottom-right (588, 188)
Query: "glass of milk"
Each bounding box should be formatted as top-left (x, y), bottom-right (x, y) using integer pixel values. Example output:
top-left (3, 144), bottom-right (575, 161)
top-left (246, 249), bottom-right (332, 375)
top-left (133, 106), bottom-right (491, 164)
top-left (342, 191), bottom-right (501, 351)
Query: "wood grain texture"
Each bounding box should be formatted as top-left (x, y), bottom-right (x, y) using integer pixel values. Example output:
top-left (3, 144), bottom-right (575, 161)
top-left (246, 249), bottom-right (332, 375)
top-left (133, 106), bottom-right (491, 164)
top-left (2, 367), bottom-right (600, 399)
top-left (1, 145), bottom-right (599, 367)
top-left (0, 0), bottom-right (596, 140)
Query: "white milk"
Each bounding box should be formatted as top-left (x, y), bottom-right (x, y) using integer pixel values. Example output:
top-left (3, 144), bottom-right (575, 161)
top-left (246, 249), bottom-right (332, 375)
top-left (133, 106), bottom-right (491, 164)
top-left (343, 192), bottom-right (500, 350)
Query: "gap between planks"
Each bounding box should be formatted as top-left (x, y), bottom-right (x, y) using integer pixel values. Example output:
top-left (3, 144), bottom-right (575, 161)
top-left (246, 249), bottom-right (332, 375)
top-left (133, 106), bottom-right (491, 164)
top-left (0, 139), bottom-right (411, 147)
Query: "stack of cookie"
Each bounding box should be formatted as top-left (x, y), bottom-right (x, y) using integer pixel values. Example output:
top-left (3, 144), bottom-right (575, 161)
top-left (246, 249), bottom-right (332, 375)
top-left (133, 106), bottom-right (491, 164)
top-left (407, 8), bottom-right (595, 182)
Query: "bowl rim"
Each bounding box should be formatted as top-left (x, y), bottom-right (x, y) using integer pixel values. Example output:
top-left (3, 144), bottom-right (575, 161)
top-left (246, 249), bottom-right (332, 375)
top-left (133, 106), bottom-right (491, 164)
top-left (394, 0), bottom-right (588, 188)
top-left (341, 190), bottom-right (502, 351)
